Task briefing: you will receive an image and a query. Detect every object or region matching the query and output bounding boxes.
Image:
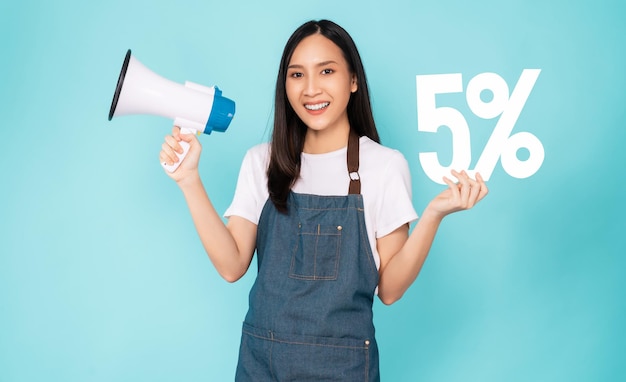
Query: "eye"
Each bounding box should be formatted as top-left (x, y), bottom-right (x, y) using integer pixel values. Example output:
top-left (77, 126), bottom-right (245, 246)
top-left (289, 71), bottom-right (303, 78)
top-left (321, 68), bottom-right (334, 75)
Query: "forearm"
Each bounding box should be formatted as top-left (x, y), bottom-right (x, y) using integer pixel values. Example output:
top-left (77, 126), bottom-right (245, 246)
top-left (177, 174), bottom-right (252, 282)
top-left (377, 170), bottom-right (489, 305)
top-left (377, 210), bottom-right (443, 305)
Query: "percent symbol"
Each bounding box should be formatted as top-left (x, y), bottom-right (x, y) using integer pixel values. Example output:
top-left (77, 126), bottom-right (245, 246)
top-left (467, 69), bottom-right (544, 181)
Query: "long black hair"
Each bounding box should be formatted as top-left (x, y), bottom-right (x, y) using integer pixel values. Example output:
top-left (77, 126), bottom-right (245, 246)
top-left (267, 20), bottom-right (380, 212)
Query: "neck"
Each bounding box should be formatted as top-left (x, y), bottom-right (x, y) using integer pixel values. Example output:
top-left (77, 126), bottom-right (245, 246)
top-left (303, 125), bottom-right (351, 154)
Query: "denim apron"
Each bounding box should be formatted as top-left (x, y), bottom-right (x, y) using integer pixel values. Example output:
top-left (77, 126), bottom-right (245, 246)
top-left (235, 133), bottom-right (381, 381)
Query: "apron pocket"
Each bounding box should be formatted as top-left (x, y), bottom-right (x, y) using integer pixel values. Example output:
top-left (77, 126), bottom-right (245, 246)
top-left (290, 223), bottom-right (342, 280)
top-left (242, 324), bottom-right (374, 382)
top-left (271, 335), bottom-right (371, 381)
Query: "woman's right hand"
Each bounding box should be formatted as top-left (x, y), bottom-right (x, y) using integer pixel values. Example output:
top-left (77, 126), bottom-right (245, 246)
top-left (159, 125), bottom-right (202, 184)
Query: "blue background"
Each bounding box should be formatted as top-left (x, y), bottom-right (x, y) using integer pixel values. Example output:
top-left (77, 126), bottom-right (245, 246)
top-left (1, 0), bottom-right (624, 381)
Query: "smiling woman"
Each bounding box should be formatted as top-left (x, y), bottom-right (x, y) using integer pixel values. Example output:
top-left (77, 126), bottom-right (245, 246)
top-left (1, 0), bottom-right (624, 380)
top-left (285, 34), bottom-right (358, 153)
top-left (158, 19), bottom-right (487, 381)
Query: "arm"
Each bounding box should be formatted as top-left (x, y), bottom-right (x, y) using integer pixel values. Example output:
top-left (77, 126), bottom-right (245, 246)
top-left (160, 127), bottom-right (257, 282)
top-left (377, 170), bottom-right (488, 305)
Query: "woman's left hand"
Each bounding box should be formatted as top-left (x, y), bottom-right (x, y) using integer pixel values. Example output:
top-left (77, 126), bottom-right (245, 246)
top-left (425, 170), bottom-right (489, 219)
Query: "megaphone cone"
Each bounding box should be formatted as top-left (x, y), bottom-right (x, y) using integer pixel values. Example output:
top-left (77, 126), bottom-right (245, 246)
top-left (108, 49), bottom-right (235, 172)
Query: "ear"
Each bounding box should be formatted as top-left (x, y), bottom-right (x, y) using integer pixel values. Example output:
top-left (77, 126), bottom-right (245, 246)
top-left (351, 74), bottom-right (358, 93)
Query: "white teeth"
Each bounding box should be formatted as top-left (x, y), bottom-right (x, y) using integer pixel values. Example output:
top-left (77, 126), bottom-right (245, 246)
top-left (305, 102), bottom-right (329, 111)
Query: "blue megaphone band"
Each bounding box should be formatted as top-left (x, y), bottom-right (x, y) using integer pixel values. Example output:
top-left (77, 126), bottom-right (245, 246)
top-left (205, 87), bottom-right (236, 134)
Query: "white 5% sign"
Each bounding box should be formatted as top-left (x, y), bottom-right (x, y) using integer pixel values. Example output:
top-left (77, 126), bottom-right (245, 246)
top-left (416, 69), bottom-right (544, 184)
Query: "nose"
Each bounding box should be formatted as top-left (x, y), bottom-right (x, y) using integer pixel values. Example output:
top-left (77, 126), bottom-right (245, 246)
top-left (304, 76), bottom-right (322, 97)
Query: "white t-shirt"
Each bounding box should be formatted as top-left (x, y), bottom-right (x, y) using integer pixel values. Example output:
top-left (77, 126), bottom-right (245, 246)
top-left (224, 136), bottom-right (418, 269)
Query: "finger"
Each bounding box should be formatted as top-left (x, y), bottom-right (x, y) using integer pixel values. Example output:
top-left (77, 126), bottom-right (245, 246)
top-left (466, 171), bottom-right (479, 187)
top-left (444, 175), bottom-right (463, 201)
top-left (179, 130), bottom-right (197, 144)
top-left (159, 150), bottom-right (177, 166)
top-left (454, 170), bottom-right (471, 207)
top-left (171, 125), bottom-right (182, 139)
top-left (466, 173), bottom-right (488, 206)
top-left (476, 173), bottom-right (489, 201)
top-left (451, 169), bottom-right (470, 185)
top-left (160, 151), bottom-right (177, 167)
top-left (161, 141), bottom-right (180, 165)
top-left (467, 182), bottom-right (482, 209)
top-left (463, 172), bottom-right (481, 208)
top-left (450, 169), bottom-right (461, 182)
top-left (164, 135), bottom-right (183, 154)
top-left (442, 175), bottom-right (459, 194)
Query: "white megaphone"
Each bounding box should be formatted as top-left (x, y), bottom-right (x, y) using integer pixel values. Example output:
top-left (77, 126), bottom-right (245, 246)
top-left (108, 49), bottom-right (235, 172)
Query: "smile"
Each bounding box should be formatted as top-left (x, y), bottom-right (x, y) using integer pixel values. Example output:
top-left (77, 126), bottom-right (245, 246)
top-left (304, 102), bottom-right (330, 111)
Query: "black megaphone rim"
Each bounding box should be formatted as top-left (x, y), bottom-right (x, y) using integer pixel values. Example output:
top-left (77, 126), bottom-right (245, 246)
top-left (108, 49), bottom-right (132, 121)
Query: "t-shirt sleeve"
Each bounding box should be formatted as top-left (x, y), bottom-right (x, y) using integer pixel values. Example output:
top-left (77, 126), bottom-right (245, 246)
top-left (375, 151), bottom-right (419, 238)
top-left (223, 144), bottom-right (270, 225)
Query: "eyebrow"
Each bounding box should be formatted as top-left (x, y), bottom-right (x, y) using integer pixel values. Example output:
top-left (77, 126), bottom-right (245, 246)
top-left (287, 60), bottom-right (339, 69)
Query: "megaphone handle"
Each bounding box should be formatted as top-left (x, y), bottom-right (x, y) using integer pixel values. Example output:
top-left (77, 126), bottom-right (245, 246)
top-left (162, 127), bottom-right (194, 173)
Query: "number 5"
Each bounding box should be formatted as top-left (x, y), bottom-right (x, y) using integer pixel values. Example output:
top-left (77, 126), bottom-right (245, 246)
top-left (416, 73), bottom-right (471, 184)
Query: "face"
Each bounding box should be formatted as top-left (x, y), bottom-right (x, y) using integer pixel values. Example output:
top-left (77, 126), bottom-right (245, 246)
top-left (285, 34), bottom-right (357, 137)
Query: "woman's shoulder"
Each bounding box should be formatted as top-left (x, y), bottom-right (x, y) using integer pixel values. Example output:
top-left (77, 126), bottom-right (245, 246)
top-left (243, 142), bottom-right (271, 167)
top-left (360, 136), bottom-right (408, 163)
top-left (246, 142), bottom-right (271, 157)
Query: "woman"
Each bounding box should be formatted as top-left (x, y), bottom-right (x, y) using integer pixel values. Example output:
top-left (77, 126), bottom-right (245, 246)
top-left (160, 19), bottom-right (487, 381)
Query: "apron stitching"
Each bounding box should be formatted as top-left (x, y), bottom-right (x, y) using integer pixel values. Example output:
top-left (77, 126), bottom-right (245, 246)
top-left (357, 208), bottom-right (378, 277)
top-left (265, 338), bottom-right (368, 349)
top-left (268, 330), bottom-right (276, 381)
top-left (365, 345), bottom-right (369, 381)
top-left (313, 228), bottom-right (318, 277)
top-left (243, 327), bottom-right (370, 349)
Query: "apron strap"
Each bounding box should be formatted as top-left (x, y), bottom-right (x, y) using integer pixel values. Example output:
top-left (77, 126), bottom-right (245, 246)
top-left (347, 131), bottom-right (361, 195)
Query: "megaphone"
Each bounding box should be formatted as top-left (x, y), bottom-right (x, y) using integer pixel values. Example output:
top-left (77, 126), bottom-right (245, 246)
top-left (108, 49), bottom-right (235, 172)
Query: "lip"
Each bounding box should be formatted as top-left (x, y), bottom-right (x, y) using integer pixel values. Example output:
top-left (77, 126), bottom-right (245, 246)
top-left (303, 101), bottom-right (330, 115)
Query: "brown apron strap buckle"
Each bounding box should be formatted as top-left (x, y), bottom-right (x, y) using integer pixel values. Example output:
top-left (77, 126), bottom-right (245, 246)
top-left (347, 131), bottom-right (361, 195)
